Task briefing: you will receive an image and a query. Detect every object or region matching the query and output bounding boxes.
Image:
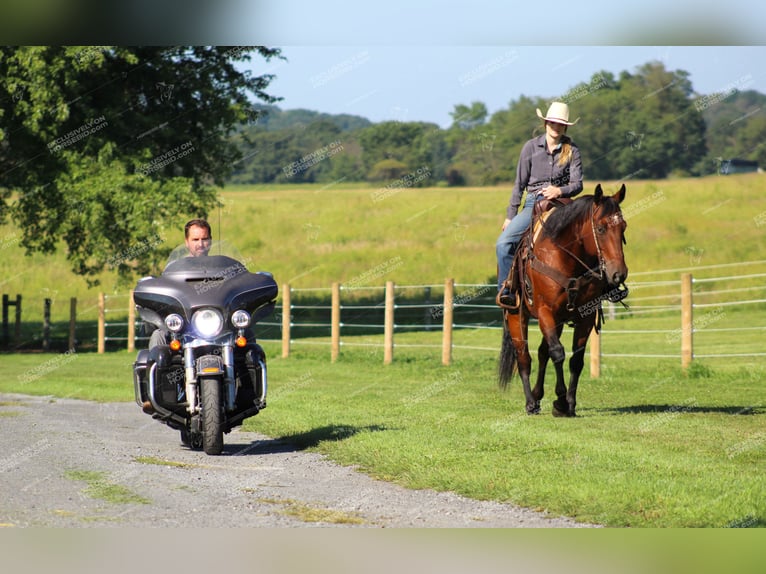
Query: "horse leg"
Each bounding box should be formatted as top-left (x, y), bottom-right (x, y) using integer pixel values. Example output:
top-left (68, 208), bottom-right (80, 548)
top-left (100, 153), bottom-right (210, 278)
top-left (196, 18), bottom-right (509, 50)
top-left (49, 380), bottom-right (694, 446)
top-left (531, 337), bottom-right (550, 411)
top-left (537, 313), bottom-right (569, 417)
top-left (565, 319), bottom-right (596, 417)
top-left (505, 310), bottom-right (537, 414)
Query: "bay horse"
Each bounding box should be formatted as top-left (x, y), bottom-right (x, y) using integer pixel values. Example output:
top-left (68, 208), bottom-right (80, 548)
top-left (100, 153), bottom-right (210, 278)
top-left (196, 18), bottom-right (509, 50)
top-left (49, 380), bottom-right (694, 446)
top-left (497, 184), bottom-right (629, 416)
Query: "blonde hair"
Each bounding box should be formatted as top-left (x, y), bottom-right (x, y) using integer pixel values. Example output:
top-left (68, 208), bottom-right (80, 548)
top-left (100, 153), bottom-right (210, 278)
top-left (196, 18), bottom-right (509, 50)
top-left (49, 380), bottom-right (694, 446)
top-left (558, 136), bottom-right (572, 166)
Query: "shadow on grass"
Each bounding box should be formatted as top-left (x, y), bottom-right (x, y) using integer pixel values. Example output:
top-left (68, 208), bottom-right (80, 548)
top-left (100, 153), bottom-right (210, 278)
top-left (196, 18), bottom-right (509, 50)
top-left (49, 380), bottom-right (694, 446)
top-left (281, 423), bottom-right (391, 450)
top-left (587, 404), bottom-right (764, 416)
top-left (223, 423), bottom-right (390, 456)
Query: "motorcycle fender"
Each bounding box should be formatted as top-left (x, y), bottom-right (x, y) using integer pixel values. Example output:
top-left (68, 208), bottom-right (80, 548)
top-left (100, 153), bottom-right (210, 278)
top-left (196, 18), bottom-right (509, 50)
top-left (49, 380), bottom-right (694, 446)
top-left (196, 355), bottom-right (225, 376)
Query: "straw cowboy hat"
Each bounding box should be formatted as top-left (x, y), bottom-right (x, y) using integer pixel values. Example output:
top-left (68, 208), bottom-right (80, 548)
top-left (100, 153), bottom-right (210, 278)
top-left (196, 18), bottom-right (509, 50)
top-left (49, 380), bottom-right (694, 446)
top-left (536, 102), bottom-right (579, 125)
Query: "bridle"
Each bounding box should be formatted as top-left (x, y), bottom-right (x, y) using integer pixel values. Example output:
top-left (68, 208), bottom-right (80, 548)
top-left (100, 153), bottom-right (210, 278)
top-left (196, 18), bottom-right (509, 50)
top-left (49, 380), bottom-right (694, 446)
top-left (548, 203), bottom-right (605, 282)
top-left (527, 200), bottom-right (628, 312)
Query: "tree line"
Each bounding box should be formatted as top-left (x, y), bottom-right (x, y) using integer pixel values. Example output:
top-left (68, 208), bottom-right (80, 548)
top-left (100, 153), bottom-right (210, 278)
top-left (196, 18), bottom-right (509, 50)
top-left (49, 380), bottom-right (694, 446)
top-left (229, 61), bottom-right (766, 187)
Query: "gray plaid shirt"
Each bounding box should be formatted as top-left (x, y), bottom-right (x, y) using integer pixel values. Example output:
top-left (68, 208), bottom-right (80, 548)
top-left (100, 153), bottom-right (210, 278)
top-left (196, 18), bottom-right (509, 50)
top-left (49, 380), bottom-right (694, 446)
top-left (505, 134), bottom-right (583, 219)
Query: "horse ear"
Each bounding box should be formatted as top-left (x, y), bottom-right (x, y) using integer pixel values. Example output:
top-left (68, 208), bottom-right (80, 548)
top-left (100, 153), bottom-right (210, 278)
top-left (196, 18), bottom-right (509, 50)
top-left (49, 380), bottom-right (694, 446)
top-left (594, 183), bottom-right (603, 203)
top-left (613, 183), bottom-right (626, 204)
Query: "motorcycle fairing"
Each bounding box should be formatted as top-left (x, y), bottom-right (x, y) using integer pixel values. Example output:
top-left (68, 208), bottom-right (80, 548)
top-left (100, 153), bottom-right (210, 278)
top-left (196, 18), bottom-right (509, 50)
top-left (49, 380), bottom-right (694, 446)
top-left (134, 255), bottom-right (278, 327)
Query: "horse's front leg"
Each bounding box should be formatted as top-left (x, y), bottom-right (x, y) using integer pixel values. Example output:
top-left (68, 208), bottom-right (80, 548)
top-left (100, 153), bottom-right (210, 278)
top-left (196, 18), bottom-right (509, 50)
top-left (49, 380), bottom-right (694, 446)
top-left (537, 311), bottom-right (568, 417)
top-left (565, 318), bottom-right (596, 417)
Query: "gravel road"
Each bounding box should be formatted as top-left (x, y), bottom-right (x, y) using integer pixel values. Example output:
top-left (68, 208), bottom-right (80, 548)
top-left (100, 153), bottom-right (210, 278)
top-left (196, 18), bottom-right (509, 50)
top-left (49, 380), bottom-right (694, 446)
top-left (0, 393), bottom-right (595, 528)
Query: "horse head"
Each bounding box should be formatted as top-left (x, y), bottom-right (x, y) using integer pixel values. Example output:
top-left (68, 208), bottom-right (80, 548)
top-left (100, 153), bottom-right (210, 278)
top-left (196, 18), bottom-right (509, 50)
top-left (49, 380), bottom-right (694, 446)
top-left (592, 183), bottom-right (628, 288)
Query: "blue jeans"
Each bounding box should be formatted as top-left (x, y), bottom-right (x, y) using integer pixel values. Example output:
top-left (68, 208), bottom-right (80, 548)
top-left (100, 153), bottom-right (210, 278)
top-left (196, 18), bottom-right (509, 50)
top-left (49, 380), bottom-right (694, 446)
top-left (495, 193), bottom-right (540, 292)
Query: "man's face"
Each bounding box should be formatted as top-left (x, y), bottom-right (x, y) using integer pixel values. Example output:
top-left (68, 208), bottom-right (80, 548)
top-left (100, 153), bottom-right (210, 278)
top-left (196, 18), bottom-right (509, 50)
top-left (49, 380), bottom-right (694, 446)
top-left (185, 224), bottom-right (211, 257)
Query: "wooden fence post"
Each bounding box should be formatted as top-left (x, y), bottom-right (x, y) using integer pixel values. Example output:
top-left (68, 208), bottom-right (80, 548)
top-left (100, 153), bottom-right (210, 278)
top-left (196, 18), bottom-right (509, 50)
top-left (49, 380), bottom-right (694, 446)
top-left (14, 294), bottom-right (21, 346)
top-left (69, 297), bottom-right (77, 351)
top-left (589, 326), bottom-right (601, 378)
top-left (98, 292), bottom-right (105, 354)
top-left (281, 283), bottom-right (291, 358)
top-left (2, 294), bottom-right (7, 346)
top-left (384, 280), bottom-right (395, 364)
top-left (441, 278), bottom-right (454, 366)
top-left (331, 282), bottom-right (341, 362)
top-left (3, 294), bottom-right (23, 347)
top-left (127, 290), bottom-right (135, 352)
top-left (43, 298), bottom-right (51, 352)
top-left (681, 273), bottom-right (693, 369)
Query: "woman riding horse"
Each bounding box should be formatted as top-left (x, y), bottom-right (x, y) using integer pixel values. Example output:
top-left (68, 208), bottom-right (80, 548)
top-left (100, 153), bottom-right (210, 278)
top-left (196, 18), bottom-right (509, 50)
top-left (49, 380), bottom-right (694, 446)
top-left (496, 101), bottom-right (583, 306)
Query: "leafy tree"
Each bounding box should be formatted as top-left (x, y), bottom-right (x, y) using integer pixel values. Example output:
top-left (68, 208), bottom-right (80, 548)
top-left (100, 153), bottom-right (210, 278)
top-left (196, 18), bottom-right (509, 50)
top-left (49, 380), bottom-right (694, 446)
top-left (571, 63), bottom-right (706, 180)
top-left (0, 46), bottom-right (282, 285)
top-left (450, 101), bottom-right (488, 129)
top-left (368, 158), bottom-right (409, 181)
top-left (357, 121), bottom-right (438, 176)
top-left (701, 89), bottom-right (766, 172)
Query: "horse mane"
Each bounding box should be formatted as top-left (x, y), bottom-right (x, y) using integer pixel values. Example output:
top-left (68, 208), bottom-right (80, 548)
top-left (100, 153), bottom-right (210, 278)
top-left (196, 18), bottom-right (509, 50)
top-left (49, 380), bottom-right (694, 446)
top-left (542, 194), bottom-right (622, 240)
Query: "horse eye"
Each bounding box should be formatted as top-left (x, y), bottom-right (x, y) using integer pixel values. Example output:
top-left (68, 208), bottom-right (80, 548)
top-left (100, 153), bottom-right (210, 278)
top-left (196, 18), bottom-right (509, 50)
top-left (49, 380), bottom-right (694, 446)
top-left (596, 225), bottom-right (606, 234)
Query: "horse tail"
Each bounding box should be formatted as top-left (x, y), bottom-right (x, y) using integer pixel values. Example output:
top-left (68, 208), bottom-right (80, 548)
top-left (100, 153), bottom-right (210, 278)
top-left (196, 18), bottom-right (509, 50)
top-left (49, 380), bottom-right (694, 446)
top-left (498, 328), bottom-right (517, 390)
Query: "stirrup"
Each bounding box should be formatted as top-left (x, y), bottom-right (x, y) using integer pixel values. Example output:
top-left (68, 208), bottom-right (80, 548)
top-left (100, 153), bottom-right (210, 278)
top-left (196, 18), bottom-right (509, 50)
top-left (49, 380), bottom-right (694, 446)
top-left (497, 290), bottom-right (520, 313)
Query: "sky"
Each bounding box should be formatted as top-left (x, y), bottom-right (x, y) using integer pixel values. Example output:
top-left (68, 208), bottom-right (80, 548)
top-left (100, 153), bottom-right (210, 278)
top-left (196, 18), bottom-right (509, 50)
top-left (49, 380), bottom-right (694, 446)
top-left (219, 0), bottom-right (766, 130)
top-left (255, 45), bottom-right (766, 128)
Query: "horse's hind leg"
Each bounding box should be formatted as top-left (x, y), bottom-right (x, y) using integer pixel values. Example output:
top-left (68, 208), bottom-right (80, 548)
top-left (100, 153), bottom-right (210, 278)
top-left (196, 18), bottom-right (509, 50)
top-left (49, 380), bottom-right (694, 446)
top-left (531, 338), bottom-right (550, 411)
top-left (507, 311), bottom-right (537, 414)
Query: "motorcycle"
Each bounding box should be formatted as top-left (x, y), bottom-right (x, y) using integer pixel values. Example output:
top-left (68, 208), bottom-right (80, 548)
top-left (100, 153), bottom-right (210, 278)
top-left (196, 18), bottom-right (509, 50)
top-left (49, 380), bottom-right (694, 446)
top-left (132, 241), bottom-right (278, 455)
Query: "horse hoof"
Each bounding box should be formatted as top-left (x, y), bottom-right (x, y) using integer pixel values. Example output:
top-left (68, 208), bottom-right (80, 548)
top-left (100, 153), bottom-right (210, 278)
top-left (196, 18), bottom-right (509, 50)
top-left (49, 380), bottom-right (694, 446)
top-left (526, 406), bottom-right (541, 415)
top-left (552, 404), bottom-right (574, 417)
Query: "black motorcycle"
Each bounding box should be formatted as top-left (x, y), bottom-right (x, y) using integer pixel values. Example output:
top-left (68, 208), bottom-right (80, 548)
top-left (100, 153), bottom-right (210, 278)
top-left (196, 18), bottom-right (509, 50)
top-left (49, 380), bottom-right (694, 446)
top-left (132, 242), bottom-right (277, 454)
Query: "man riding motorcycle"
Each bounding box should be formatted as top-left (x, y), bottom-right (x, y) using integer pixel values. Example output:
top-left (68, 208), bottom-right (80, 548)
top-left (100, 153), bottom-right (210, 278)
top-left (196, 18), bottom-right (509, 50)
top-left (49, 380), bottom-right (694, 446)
top-left (133, 219), bottom-right (277, 454)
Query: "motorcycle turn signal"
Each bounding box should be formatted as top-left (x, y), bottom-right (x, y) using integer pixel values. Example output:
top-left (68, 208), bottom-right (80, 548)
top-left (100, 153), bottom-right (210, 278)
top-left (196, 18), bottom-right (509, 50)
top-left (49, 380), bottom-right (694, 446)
top-left (235, 335), bottom-right (247, 347)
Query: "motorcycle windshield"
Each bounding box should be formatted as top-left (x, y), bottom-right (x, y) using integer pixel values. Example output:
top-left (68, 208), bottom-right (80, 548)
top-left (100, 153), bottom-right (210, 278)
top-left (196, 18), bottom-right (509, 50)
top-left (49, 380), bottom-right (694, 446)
top-left (165, 240), bottom-right (251, 270)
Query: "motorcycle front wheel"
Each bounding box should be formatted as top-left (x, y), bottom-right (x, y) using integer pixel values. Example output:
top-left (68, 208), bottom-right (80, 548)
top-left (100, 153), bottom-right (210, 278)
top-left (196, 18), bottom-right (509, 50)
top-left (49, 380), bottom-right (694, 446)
top-left (200, 376), bottom-right (224, 455)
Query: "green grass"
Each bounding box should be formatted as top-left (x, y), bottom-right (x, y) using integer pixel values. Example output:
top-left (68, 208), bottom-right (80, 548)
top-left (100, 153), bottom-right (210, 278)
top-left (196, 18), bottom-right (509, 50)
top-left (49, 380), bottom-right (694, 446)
top-left (133, 456), bottom-right (194, 468)
top-left (1, 351), bottom-right (134, 402)
top-left (253, 497), bottom-right (367, 525)
top-left (3, 324), bottom-right (762, 528)
top-left (64, 469), bottom-right (150, 505)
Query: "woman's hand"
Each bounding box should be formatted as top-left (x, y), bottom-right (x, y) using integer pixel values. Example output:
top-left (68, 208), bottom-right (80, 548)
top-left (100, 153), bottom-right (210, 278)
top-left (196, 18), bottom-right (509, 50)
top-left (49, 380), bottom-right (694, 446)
top-left (501, 218), bottom-right (512, 231)
top-left (540, 186), bottom-right (563, 199)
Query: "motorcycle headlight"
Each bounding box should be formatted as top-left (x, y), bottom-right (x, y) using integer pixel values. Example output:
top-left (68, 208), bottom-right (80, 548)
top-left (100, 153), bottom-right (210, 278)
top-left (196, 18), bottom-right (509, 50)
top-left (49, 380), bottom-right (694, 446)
top-left (192, 308), bottom-right (223, 338)
top-left (164, 313), bottom-right (184, 333)
top-left (231, 310), bottom-right (251, 328)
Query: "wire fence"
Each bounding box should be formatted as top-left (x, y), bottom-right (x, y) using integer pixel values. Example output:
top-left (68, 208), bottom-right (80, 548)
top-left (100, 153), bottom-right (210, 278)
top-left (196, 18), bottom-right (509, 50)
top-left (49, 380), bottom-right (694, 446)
top-left (269, 259), bottom-right (766, 369)
top-left (9, 260), bottom-right (764, 370)
top-left (595, 260), bottom-right (766, 364)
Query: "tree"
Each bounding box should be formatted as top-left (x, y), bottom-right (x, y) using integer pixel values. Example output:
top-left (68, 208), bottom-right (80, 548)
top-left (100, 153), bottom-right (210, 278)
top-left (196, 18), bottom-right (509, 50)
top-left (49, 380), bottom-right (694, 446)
top-left (0, 46), bottom-right (282, 285)
top-left (450, 101), bottom-right (488, 129)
